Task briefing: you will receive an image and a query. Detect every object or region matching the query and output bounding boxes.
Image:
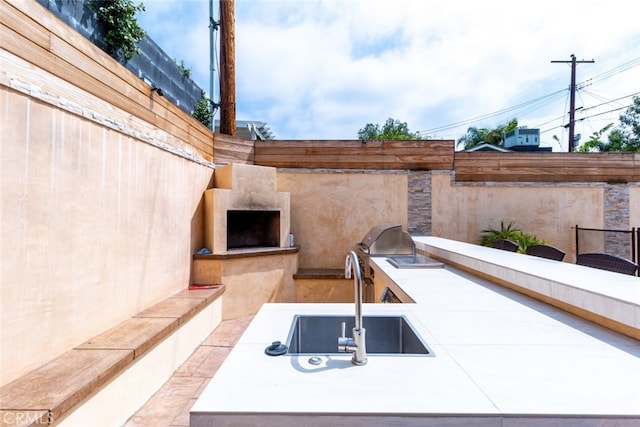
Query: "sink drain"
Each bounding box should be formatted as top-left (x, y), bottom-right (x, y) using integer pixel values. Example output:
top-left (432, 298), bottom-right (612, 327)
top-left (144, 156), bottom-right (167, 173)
top-left (308, 356), bottom-right (322, 365)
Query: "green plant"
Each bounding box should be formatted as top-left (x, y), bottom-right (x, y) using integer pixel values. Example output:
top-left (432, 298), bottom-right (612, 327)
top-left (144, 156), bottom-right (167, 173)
top-left (479, 220), bottom-right (544, 253)
top-left (357, 117), bottom-right (424, 142)
top-left (90, 0), bottom-right (146, 61)
top-left (192, 90), bottom-right (212, 128)
top-left (175, 59), bottom-right (192, 78)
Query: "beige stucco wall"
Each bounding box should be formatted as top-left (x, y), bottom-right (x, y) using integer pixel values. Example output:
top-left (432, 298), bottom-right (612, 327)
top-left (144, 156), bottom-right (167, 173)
top-left (430, 172), bottom-right (605, 262)
top-left (277, 171), bottom-right (409, 269)
top-left (1, 60), bottom-right (213, 385)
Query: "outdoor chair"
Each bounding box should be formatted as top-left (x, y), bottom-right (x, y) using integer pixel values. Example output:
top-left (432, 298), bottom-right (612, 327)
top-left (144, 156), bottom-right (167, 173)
top-left (576, 253), bottom-right (638, 276)
top-left (525, 244), bottom-right (565, 261)
top-left (492, 239), bottom-right (519, 252)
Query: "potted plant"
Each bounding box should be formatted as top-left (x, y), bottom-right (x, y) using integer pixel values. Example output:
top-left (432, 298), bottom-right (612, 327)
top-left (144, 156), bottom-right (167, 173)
top-left (479, 220), bottom-right (544, 253)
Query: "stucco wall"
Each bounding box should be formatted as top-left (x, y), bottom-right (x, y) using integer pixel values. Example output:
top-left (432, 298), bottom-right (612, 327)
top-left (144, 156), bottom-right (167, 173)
top-left (430, 171), bottom-right (606, 262)
top-left (277, 170), bottom-right (409, 269)
top-left (1, 63), bottom-right (212, 385)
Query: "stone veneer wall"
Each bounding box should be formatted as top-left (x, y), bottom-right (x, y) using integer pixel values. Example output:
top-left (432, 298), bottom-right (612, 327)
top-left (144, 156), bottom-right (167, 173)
top-left (603, 184), bottom-right (632, 258)
top-left (408, 170), bottom-right (432, 235)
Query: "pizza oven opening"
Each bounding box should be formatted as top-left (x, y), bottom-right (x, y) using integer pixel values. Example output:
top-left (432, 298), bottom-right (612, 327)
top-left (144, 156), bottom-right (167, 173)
top-left (203, 163), bottom-right (291, 255)
top-left (226, 210), bottom-right (280, 250)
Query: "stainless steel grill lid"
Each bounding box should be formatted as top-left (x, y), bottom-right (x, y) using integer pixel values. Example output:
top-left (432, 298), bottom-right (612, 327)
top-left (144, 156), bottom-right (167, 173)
top-left (357, 224), bottom-right (415, 256)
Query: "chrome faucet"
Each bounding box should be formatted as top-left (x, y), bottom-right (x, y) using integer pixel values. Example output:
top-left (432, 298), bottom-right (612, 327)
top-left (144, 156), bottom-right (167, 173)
top-left (338, 250), bottom-right (367, 365)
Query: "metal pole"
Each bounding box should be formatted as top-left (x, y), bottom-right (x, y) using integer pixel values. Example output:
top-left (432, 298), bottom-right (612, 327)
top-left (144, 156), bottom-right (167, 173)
top-left (209, 0), bottom-right (215, 131)
top-left (568, 55), bottom-right (576, 152)
top-left (632, 227), bottom-right (637, 269)
top-left (551, 55), bottom-right (594, 152)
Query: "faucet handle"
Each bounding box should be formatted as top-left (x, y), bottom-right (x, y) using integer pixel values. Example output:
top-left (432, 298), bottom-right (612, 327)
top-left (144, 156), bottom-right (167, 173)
top-left (338, 321), bottom-right (352, 352)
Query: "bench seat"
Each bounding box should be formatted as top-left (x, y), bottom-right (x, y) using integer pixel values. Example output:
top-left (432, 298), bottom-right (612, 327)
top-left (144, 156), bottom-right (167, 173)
top-left (0, 286), bottom-right (224, 426)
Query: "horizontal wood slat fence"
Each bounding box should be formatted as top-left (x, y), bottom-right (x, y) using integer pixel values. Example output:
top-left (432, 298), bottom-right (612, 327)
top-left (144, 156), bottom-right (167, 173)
top-left (255, 140), bottom-right (455, 170)
top-left (454, 152), bottom-right (640, 182)
top-left (1, 0), bottom-right (214, 161)
top-left (213, 133), bottom-right (255, 164)
top-left (5, 0), bottom-right (638, 183)
top-left (254, 140), bottom-right (639, 183)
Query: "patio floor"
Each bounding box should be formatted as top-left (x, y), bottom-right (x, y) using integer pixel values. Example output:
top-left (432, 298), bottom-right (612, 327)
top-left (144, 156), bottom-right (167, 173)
top-left (123, 315), bottom-right (254, 427)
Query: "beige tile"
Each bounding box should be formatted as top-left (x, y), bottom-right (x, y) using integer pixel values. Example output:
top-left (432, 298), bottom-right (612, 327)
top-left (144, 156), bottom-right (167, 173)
top-left (126, 316), bottom-right (253, 425)
top-left (135, 297), bottom-right (206, 325)
top-left (174, 345), bottom-right (232, 378)
top-left (124, 376), bottom-right (205, 427)
top-left (0, 349), bottom-right (132, 423)
top-left (172, 345), bottom-right (223, 378)
top-left (169, 398), bottom-right (199, 426)
top-left (172, 286), bottom-right (225, 305)
top-left (202, 315), bottom-right (254, 347)
top-left (192, 378), bottom-right (213, 399)
top-left (75, 317), bottom-right (178, 359)
top-left (172, 346), bottom-right (210, 377)
top-left (192, 346), bottom-right (232, 378)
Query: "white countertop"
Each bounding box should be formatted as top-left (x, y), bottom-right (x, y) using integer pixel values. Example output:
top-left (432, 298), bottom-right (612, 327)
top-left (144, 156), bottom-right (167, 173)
top-left (192, 242), bottom-right (640, 426)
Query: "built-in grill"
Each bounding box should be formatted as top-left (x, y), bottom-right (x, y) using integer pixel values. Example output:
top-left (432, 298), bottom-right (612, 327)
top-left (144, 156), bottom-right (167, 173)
top-left (354, 224), bottom-right (445, 302)
top-left (354, 224), bottom-right (416, 302)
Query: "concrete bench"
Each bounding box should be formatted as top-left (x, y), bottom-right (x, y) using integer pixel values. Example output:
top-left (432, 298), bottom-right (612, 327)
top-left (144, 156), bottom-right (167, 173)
top-left (293, 269), bottom-right (352, 303)
top-left (0, 286), bottom-right (224, 426)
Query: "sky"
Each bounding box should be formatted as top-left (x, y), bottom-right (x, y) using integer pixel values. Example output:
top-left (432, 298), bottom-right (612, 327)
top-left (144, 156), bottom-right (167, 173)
top-left (137, 0), bottom-right (640, 150)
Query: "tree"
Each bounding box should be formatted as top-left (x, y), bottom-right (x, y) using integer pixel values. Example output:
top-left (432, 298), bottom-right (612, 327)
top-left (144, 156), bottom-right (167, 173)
top-left (456, 118), bottom-right (518, 150)
top-left (192, 90), bottom-right (212, 128)
top-left (90, 0), bottom-right (146, 61)
top-left (578, 96), bottom-right (640, 152)
top-left (576, 124), bottom-right (614, 152)
top-left (357, 118), bottom-right (422, 142)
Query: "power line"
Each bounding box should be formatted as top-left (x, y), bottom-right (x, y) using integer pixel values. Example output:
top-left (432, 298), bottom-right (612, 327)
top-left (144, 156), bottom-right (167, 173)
top-left (585, 56), bottom-right (640, 86)
top-left (418, 89), bottom-right (566, 135)
top-left (420, 55), bottom-right (638, 142)
top-left (539, 100), bottom-right (634, 135)
top-left (551, 54), bottom-right (595, 152)
top-left (580, 91), bottom-right (640, 113)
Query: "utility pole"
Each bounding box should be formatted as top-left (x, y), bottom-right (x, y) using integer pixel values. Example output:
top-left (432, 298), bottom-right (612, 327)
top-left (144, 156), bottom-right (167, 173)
top-left (219, 0), bottom-right (236, 136)
top-left (551, 54), bottom-right (594, 152)
top-left (209, 0), bottom-right (219, 131)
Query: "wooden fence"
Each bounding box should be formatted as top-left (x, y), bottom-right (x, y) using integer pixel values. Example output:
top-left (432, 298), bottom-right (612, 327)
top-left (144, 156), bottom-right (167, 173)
top-left (454, 152), bottom-right (640, 182)
top-left (255, 139), bottom-right (454, 170)
top-left (1, 0), bottom-right (214, 161)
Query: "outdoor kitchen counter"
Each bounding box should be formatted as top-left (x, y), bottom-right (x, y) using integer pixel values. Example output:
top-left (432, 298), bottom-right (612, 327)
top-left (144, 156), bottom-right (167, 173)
top-left (191, 238), bottom-right (640, 427)
top-left (413, 236), bottom-right (640, 338)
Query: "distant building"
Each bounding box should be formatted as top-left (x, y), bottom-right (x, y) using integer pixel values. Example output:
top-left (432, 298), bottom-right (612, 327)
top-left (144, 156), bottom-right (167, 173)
top-left (503, 127), bottom-right (551, 152)
top-left (215, 120), bottom-right (275, 140)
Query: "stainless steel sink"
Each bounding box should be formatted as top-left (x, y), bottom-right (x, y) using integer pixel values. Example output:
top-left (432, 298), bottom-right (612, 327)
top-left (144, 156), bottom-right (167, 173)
top-left (386, 254), bottom-right (445, 269)
top-left (286, 315), bottom-right (434, 356)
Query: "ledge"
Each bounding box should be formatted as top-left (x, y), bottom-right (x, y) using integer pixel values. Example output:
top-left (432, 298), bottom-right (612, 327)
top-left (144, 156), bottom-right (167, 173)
top-left (414, 236), bottom-right (640, 340)
top-left (293, 268), bottom-right (345, 280)
top-left (0, 286), bottom-right (224, 426)
top-left (194, 246), bottom-right (299, 260)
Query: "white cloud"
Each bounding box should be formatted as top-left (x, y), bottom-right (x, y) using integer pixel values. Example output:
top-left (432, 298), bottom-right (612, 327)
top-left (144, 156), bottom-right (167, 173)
top-left (140, 0), bottom-right (640, 148)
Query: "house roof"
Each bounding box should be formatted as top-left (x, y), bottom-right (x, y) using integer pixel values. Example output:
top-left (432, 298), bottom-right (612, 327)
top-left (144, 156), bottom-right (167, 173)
top-left (463, 143), bottom-right (511, 152)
